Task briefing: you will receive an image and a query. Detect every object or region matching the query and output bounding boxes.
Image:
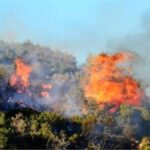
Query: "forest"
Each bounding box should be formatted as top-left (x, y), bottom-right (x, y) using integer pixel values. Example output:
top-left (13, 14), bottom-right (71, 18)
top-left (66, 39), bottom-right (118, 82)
top-left (0, 40), bottom-right (150, 149)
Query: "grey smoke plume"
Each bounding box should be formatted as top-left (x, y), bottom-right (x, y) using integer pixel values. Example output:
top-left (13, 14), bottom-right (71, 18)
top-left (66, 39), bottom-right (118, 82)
top-left (106, 14), bottom-right (150, 85)
top-left (0, 40), bottom-right (85, 116)
top-left (82, 14), bottom-right (150, 146)
top-left (104, 14), bottom-right (150, 102)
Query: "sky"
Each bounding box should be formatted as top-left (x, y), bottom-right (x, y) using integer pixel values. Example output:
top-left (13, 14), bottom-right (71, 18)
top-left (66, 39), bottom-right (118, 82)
top-left (0, 0), bottom-right (150, 64)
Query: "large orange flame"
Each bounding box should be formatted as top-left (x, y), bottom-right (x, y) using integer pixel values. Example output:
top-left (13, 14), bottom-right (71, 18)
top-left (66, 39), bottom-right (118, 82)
top-left (84, 52), bottom-right (142, 109)
top-left (10, 58), bottom-right (32, 91)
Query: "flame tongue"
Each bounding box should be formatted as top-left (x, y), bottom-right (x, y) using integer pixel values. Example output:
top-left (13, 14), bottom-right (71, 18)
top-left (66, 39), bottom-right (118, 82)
top-left (10, 58), bottom-right (52, 98)
top-left (84, 52), bottom-right (142, 108)
top-left (10, 58), bottom-right (32, 90)
top-left (41, 84), bottom-right (52, 90)
top-left (40, 83), bottom-right (52, 98)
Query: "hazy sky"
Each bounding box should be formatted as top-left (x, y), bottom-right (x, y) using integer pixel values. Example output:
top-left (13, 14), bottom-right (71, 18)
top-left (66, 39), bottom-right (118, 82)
top-left (0, 0), bottom-right (150, 64)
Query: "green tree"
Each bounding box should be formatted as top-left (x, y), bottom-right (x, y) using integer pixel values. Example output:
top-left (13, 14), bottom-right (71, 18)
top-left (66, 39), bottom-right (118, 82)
top-left (119, 104), bottom-right (133, 119)
top-left (82, 114), bottom-right (97, 134)
top-left (140, 108), bottom-right (150, 121)
top-left (0, 112), bottom-right (9, 149)
top-left (139, 137), bottom-right (150, 150)
top-left (50, 131), bottom-right (69, 150)
top-left (11, 113), bottom-right (27, 135)
top-left (29, 115), bottom-right (39, 137)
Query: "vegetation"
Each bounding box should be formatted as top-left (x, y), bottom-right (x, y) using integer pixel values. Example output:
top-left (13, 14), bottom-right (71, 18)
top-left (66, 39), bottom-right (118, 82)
top-left (0, 106), bottom-right (149, 149)
top-left (0, 41), bottom-right (149, 149)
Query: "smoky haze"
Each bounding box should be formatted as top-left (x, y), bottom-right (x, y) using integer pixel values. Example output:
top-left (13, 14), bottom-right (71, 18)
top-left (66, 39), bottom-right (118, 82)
top-left (0, 40), bottom-right (86, 117)
top-left (106, 14), bottom-right (150, 87)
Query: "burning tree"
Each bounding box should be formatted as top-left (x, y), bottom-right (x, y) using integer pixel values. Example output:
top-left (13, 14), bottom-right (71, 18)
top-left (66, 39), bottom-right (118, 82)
top-left (83, 52), bottom-right (143, 111)
top-left (10, 58), bottom-right (32, 93)
top-left (0, 41), bottom-right (149, 149)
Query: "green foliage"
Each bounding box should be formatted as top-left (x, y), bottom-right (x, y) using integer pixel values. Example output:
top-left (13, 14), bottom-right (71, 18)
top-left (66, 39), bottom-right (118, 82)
top-left (0, 68), bottom-right (7, 79)
top-left (71, 115), bottom-right (82, 124)
top-left (68, 133), bottom-right (79, 142)
top-left (0, 112), bottom-right (5, 126)
top-left (82, 114), bottom-right (97, 134)
top-left (49, 131), bottom-right (69, 150)
top-left (0, 127), bottom-right (9, 149)
top-left (0, 112), bottom-right (9, 149)
top-left (0, 106), bottom-right (149, 149)
top-left (28, 115), bottom-right (39, 137)
top-left (101, 115), bottom-right (115, 126)
top-left (87, 142), bottom-right (102, 150)
top-left (11, 113), bottom-right (27, 135)
top-left (119, 104), bottom-right (133, 119)
top-left (140, 108), bottom-right (150, 121)
top-left (38, 111), bottom-right (63, 124)
top-left (139, 137), bottom-right (150, 150)
top-left (38, 122), bottom-right (52, 138)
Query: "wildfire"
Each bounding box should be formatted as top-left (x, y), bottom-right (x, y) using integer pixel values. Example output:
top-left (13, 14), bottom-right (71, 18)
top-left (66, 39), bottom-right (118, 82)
top-left (10, 58), bottom-right (52, 98)
top-left (41, 84), bottom-right (52, 90)
top-left (40, 91), bottom-right (50, 97)
top-left (84, 52), bottom-right (142, 109)
top-left (40, 83), bottom-right (52, 97)
top-left (10, 58), bottom-right (32, 91)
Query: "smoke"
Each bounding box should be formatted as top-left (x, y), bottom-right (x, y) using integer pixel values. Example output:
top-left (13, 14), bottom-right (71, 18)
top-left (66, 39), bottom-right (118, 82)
top-left (9, 72), bottom-right (84, 116)
top-left (81, 14), bottom-right (150, 146)
top-left (106, 13), bottom-right (150, 86)
top-left (83, 52), bottom-right (142, 112)
top-left (0, 41), bottom-right (85, 117)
